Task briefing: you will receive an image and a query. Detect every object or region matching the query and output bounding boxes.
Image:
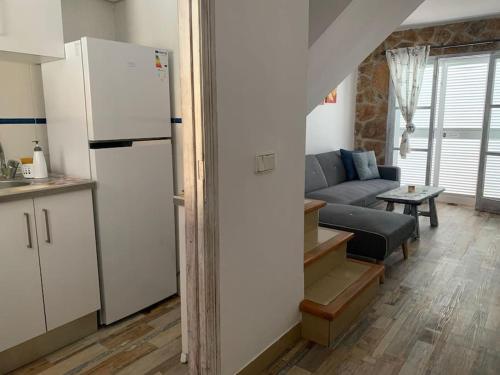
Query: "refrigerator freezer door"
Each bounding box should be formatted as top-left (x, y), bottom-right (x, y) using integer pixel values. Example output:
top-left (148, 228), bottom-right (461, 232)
top-left (82, 37), bottom-right (171, 141)
top-left (90, 140), bottom-right (176, 324)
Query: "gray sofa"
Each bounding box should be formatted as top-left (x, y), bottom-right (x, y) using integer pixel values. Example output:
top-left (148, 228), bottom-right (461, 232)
top-left (305, 150), bottom-right (400, 207)
top-left (305, 150), bottom-right (415, 262)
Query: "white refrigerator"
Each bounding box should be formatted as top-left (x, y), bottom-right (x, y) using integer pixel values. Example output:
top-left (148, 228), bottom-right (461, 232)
top-left (42, 37), bottom-right (177, 324)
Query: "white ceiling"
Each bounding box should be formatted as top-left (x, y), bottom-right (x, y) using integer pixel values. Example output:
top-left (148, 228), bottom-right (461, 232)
top-left (402, 0), bottom-right (500, 29)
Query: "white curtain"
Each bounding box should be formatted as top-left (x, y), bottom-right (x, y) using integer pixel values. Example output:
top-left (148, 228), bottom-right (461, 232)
top-left (386, 46), bottom-right (430, 158)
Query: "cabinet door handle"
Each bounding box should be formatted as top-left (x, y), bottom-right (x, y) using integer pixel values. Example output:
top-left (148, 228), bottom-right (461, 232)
top-left (24, 213), bottom-right (32, 249)
top-left (42, 209), bottom-right (51, 244)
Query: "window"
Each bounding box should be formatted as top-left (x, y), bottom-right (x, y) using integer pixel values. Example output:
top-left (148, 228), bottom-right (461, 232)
top-left (388, 53), bottom-right (495, 201)
top-left (390, 63), bottom-right (434, 186)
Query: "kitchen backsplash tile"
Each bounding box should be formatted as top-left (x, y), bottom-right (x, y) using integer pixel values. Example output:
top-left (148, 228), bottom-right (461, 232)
top-left (0, 124), bottom-right (49, 161)
top-left (0, 61), bottom-right (49, 164)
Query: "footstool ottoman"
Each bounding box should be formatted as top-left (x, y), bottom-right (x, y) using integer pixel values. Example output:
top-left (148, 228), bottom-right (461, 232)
top-left (319, 203), bottom-right (416, 262)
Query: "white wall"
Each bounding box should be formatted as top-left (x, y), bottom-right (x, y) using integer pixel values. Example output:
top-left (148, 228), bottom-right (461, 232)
top-left (309, 0), bottom-right (352, 46)
top-left (114, 0), bottom-right (183, 193)
top-left (305, 72), bottom-right (357, 154)
top-left (0, 62), bottom-right (48, 162)
top-left (214, 1), bottom-right (308, 374)
top-left (61, 0), bottom-right (116, 42)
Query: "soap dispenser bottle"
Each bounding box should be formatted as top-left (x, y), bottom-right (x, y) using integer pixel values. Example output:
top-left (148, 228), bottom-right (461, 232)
top-left (32, 140), bottom-right (48, 179)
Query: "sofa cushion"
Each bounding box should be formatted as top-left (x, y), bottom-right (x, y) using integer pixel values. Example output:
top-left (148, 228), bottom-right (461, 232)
top-left (353, 151), bottom-right (380, 180)
top-left (305, 179), bottom-right (400, 207)
top-left (316, 151), bottom-right (346, 186)
top-left (319, 204), bottom-right (415, 260)
top-left (305, 155), bottom-right (328, 193)
top-left (339, 149), bottom-right (359, 181)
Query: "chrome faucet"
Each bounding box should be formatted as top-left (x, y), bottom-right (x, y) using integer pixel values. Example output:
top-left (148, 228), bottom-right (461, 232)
top-left (0, 142), bottom-right (19, 179)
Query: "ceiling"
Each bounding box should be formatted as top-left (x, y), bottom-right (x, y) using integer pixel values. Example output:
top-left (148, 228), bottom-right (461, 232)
top-left (401, 0), bottom-right (500, 29)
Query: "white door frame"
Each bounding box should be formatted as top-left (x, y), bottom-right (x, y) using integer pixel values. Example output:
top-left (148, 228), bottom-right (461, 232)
top-left (476, 51), bottom-right (500, 213)
top-left (178, 1), bottom-right (220, 374)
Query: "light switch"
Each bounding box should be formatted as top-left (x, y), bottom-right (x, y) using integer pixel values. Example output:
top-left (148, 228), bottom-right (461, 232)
top-left (255, 152), bottom-right (276, 174)
top-left (263, 154), bottom-right (275, 171)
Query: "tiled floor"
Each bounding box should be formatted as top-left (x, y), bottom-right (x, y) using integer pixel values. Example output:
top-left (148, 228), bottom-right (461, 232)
top-left (11, 297), bottom-right (187, 375)
top-left (268, 203), bottom-right (500, 374)
top-left (12, 203), bottom-right (500, 375)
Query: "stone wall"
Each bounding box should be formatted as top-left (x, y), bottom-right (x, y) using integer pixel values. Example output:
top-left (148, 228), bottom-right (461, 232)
top-left (355, 18), bottom-right (500, 163)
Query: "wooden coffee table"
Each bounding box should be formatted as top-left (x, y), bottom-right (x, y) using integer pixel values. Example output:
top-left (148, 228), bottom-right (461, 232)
top-left (376, 185), bottom-right (445, 239)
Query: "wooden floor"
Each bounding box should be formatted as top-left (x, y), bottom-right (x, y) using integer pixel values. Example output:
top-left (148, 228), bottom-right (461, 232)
top-left (10, 297), bottom-right (187, 375)
top-left (10, 203), bottom-right (500, 375)
top-left (268, 203), bottom-right (500, 375)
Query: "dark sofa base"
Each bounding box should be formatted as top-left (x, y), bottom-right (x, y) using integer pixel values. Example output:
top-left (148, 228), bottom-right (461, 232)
top-left (319, 204), bottom-right (416, 261)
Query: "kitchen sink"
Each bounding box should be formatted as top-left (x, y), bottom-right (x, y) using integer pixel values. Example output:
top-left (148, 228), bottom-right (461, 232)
top-left (0, 181), bottom-right (31, 189)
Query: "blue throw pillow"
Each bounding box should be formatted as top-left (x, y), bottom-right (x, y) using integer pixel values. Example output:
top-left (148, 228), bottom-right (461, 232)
top-left (340, 149), bottom-right (359, 180)
top-left (352, 151), bottom-right (380, 180)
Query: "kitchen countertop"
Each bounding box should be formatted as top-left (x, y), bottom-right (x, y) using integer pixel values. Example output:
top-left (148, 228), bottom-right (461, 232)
top-left (0, 175), bottom-right (95, 203)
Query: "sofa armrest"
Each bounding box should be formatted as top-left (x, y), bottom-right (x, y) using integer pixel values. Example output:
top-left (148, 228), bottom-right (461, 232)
top-left (378, 165), bottom-right (400, 182)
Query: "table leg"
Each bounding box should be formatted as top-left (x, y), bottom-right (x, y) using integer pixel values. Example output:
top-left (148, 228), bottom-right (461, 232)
top-left (429, 197), bottom-right (438, 227)
top-left (402, 240), bottom-right (409, 260)
top-left (403, 204), bottom-right (411, 215)
top-left (386, 202), bottom-right (394, 212)
top-left (410, 204), bottom-right (420, 239)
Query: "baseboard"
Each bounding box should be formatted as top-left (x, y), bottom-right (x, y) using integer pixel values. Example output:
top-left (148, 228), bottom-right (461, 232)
top-left (0, 312), bottom-right (97, 374)
top-left (237, 323), bottom-right (301, 375)
top-left (437, 192), bottom-right (475, 207)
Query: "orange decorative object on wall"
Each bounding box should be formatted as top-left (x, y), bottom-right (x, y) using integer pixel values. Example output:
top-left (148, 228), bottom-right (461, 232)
top-left (323, 88), bottom-right (337, 104)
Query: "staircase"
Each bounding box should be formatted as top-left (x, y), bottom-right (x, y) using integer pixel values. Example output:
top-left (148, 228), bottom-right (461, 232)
top-left (307, 0), bottom-right (426, 112)
top-left (301, 199), bottom-right (384, 346)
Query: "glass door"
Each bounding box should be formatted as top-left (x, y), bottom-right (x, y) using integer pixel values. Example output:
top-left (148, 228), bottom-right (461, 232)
top-left (432, 55), bottom-right (490, 197)
top-left (388, 52), bottom-right (500, 208)
top-left (477, 53), bottom-right (500, 213)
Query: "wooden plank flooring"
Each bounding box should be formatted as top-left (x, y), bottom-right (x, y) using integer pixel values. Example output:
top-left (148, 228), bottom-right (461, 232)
top-left (9, 203), bottom-right (500, 374)
top-left (269, 203), bottom-right (500, 375)
top-left (9, 297), bottom-right (187, 375)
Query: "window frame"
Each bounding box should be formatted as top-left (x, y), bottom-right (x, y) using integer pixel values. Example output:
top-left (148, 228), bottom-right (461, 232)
top-left (476, 51), bottom-right (500, 212)
top-left (386, 51), bottom-right (499, 194)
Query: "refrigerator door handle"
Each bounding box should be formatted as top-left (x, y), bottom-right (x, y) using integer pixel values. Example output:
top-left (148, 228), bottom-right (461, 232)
top-left (89, 138), bottom-right (171, 150)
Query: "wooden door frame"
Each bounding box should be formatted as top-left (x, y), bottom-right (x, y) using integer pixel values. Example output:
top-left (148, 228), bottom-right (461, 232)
top-left (178, 0), bottom-right (220, 374)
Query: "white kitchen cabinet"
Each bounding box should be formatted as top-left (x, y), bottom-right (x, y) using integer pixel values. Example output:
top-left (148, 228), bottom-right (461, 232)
top-left (35, 189), bottom-right (100, 331)
top-left (0, 199), bottom-right (46, 352)
top-left (0, 188), bottom-right (100, 352)
top-left (0, 0), bottom-right (64, 63)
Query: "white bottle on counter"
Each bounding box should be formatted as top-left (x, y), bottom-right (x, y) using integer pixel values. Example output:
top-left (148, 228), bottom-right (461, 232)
top-left (32, 140), bottom-right (48, 179)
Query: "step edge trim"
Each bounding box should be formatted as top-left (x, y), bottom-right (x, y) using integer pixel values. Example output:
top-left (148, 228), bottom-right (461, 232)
top-left (300, 261), bottom-right (384, 321)
top-left (304, 231), bottom-right (354, 267)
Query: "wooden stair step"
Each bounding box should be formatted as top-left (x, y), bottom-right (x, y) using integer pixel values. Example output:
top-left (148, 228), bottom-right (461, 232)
top-left (300, 259), bottom-right (384, 347)
top-left (304, 228), bottom-right (353, 266)
top-left (304, 261), bottom-right (370, 305)
top-left (300, 260), bottom-right (384, 321)
top-left (304, 199), bottom-right (326, 243)
top-left (304, 199), bottom-right (326, 215)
